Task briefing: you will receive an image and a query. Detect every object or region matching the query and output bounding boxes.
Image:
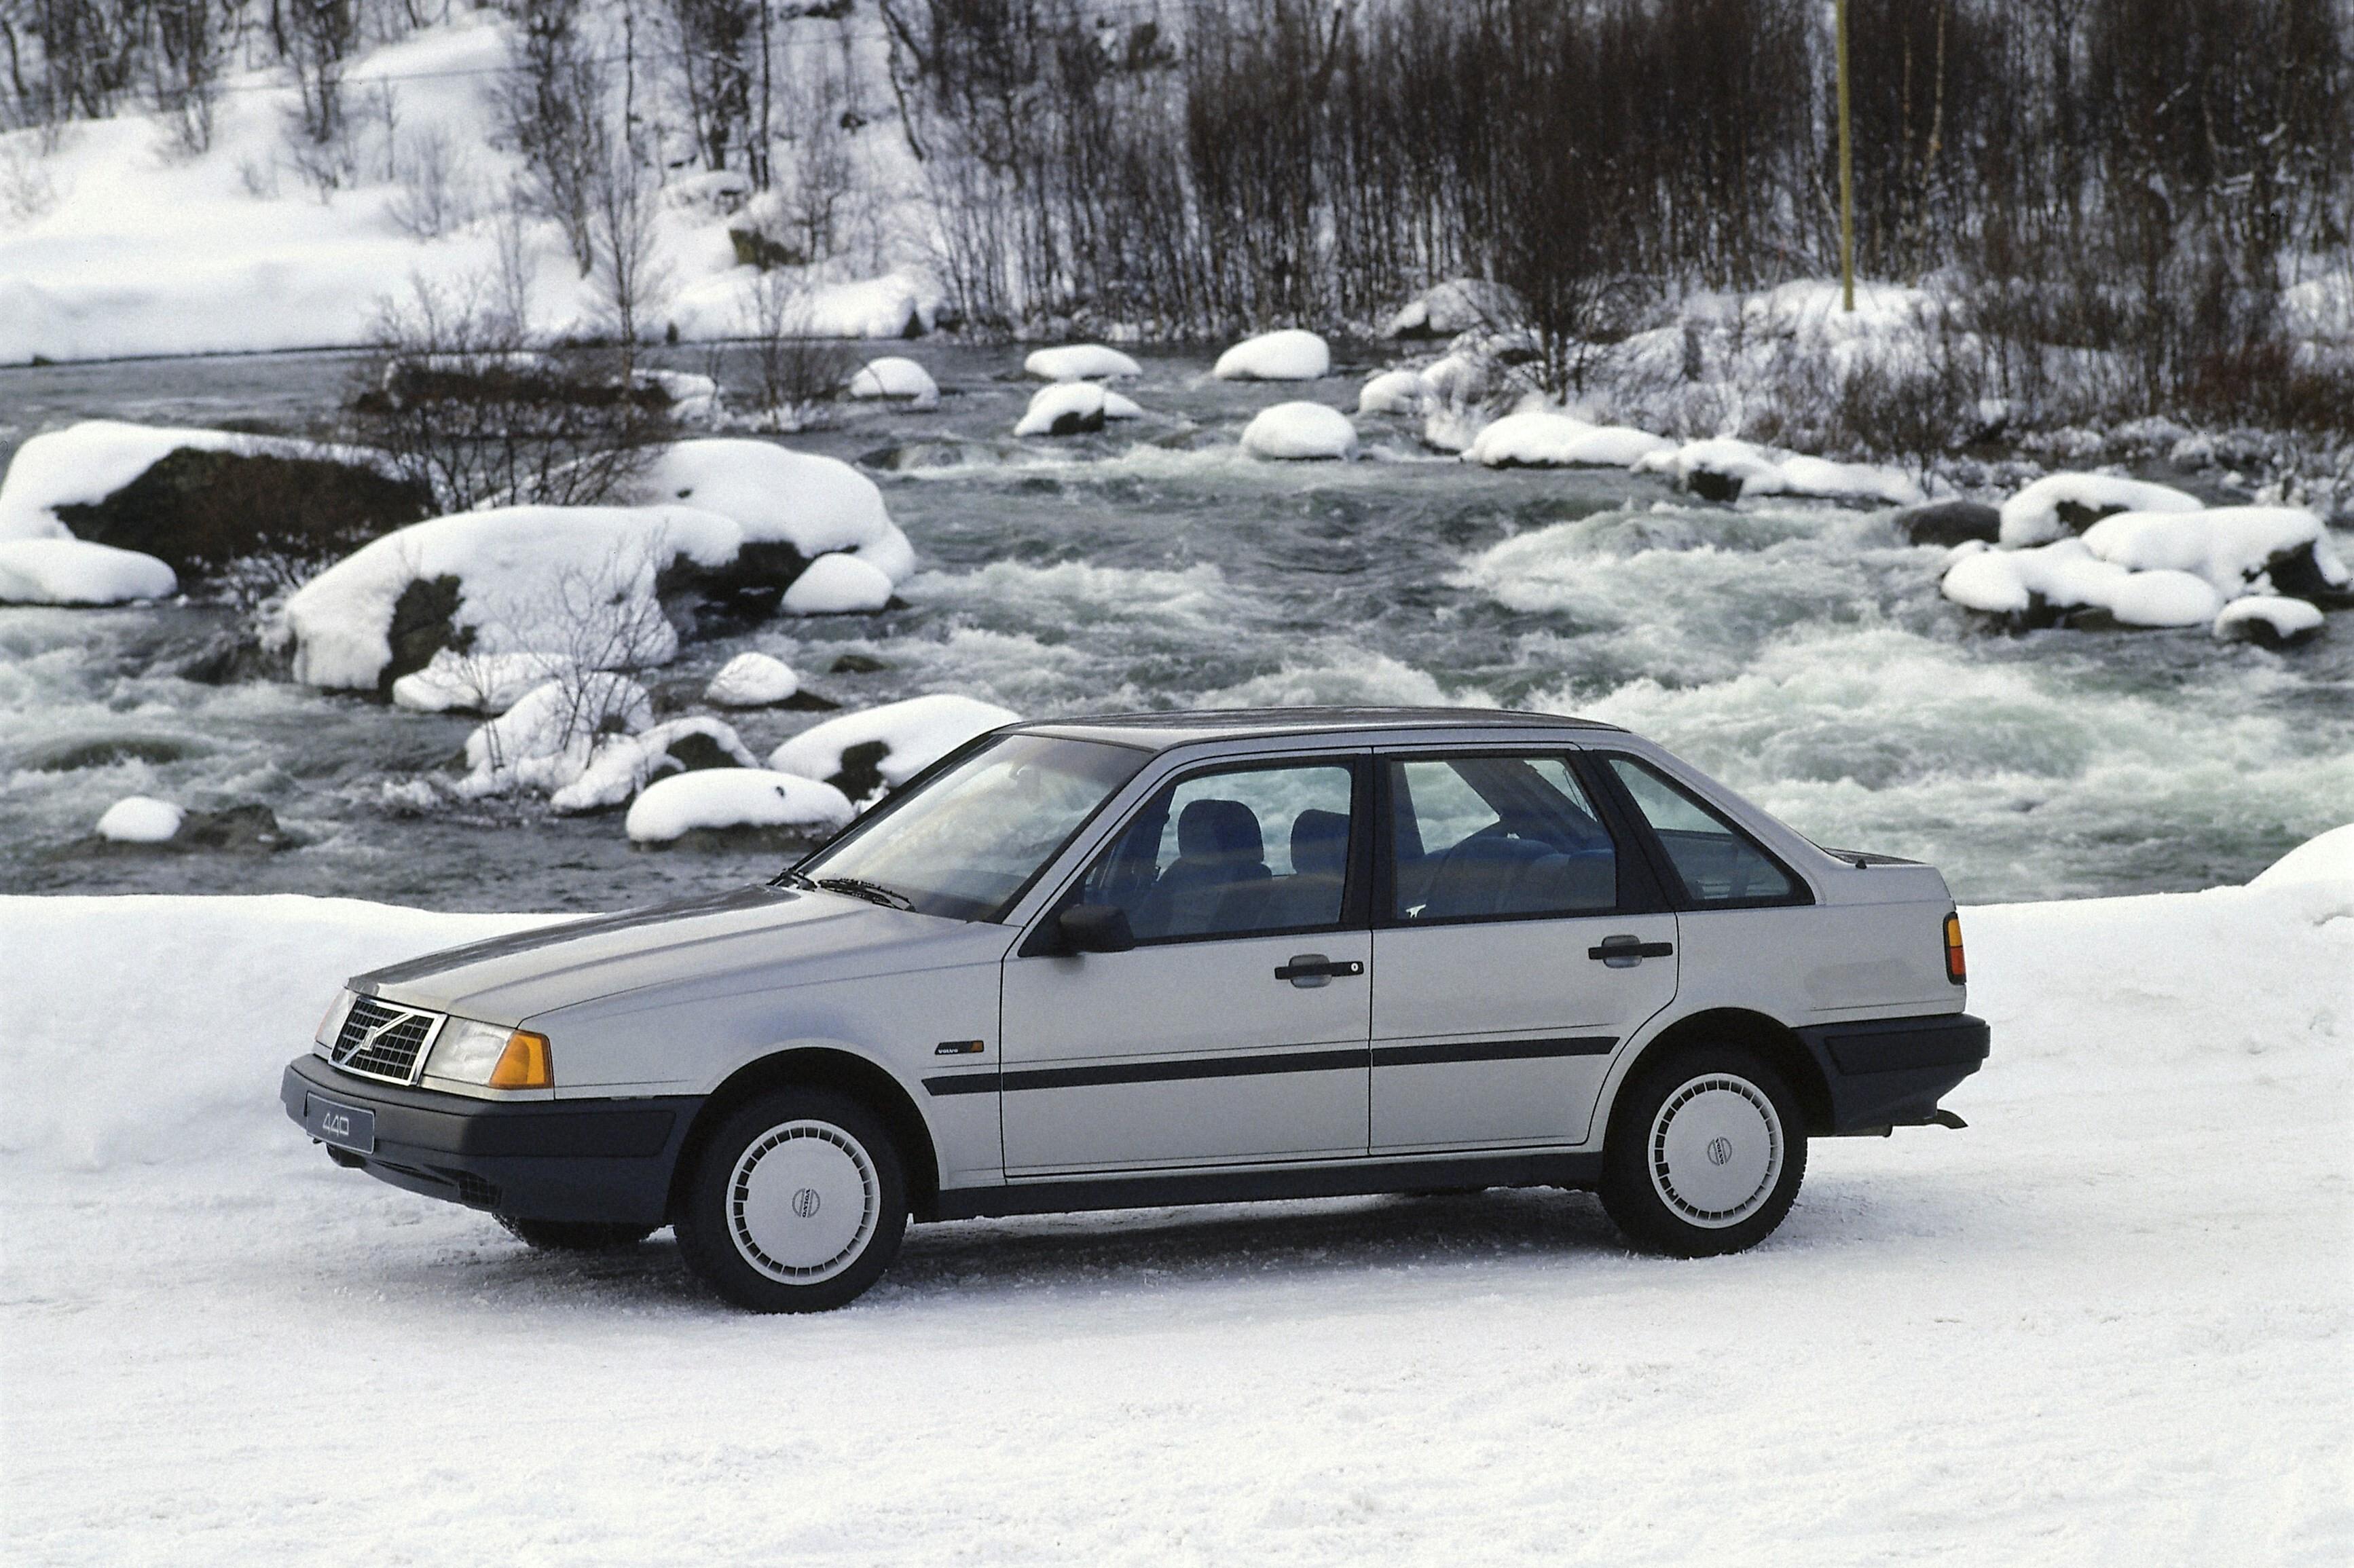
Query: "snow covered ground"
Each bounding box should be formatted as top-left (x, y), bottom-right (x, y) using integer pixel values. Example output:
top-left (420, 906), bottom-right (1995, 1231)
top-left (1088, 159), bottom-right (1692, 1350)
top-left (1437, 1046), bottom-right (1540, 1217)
top-left (3, 842), bottom-right (2349, 1565)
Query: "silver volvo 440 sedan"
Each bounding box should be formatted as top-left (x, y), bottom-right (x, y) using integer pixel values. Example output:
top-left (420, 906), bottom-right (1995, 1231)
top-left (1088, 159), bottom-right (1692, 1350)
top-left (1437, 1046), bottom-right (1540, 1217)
top-left (284, 707), bottom-right (1988, 1311)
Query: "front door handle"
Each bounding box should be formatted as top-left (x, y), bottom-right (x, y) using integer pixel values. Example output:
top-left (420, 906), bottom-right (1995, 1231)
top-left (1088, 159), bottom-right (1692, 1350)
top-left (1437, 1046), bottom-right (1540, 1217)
top-left (1275, 954), bottom-right (1365, 988)
top-left (1588, 935), bottom-right (1674, 968)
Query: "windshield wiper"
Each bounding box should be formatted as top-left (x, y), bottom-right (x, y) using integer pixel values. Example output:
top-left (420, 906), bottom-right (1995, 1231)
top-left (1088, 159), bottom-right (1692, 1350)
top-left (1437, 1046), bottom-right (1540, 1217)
top-left (814, 876), bottom-right (915, 910)
top-left (772, 868), bottom-right (817, 890)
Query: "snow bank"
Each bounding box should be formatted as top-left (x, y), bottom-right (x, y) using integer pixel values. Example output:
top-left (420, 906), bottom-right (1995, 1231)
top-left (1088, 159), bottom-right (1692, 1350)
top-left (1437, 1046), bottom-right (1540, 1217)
top-left (389, 650), bottom-right (576, 715)
top-left (1213, 329), bottom-right (1331, 381)
top-left (1635, 438), bottom-right (1924, 506)
top-left (1465, 411), bottom-right (1672, 469)
top-left (1998, 472), bottom-right (2203, 547)
top-left (1023, 344), bottom-right (1143, 381)
top-left (1240, 402), bottom-right (1358, 461)
top-left (2080, 506), bottom-right (2346, 597)
top-left (2251, 821), bottom-right (2354, 889)
top-left (769, 694), bottom-right (1018, 794)
top-left (781, 552), bottom-right (896, 614)
top-left (1014, 382), bottom-right (1144, 437)
top-left (94, 796), bottom-right (183, 844)
top-left (2214, 595), bottom-right (2327, 646)
top-left (548, 717), bottom-right (760, 815)
top-left (624, 768), bottom-right (855, 844)
top-left (1357, 369), bottom-right (1427, 416)
top-left (704, 652), bottom-right (799, 707)
top-left (0, 538), bottom-right (177, 604)
top-left (672, 269), bottom-right (946, 343)
top-left (847, 357), bottom-right (940, 409)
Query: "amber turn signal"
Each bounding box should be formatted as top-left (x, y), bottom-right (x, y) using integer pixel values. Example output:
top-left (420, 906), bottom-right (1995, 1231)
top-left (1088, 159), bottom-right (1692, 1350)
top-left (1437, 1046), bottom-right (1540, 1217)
top-left (1943, 912), bottom-right (1966, 984)
top-left (489, 1030), bottom-right (553, 1089)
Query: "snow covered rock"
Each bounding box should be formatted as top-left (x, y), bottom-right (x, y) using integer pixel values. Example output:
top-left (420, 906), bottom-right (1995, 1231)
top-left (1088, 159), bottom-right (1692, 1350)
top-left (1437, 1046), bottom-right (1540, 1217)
top-left (1357, 369), bottom-right (1427, 416)
top-left (636, 440), bottom-right (912, 582)
top-left (455, 675), bottom-right (652, 800)
top-left (847, 357), bottom-right (940, 409)
top-left (0, 538), bottom-right (178, 604)
top-left (769, 694), bottom-right (1018, 800)
top-left (704, 652), bottom-right (800, 707)
top-left (1023, 344), bottom-right (1143, 381)
top-left (2080, 506), bottom-right (2347, 600)
top-left (549, 717), bottom-right (761, 815)
top-left (1941, 538), bottom-right (2221, 628)
top-left (1896, 500), bottom-right (2001, 547)
top-left (1240, 403), bottom-right (1357, 461)
top-left (1014, 382), bottom-right (1145, 437)
top-left (95, 796), bottom-right (184, 844)
top-left (1, 422), bottom-right (257, 540)
top-left (625, 768), bottom-right (856, 845)
top-left (1998, 473), bottom-right (2202, 546)
top-left (781, 553), bottom-right (896, 614)
top-left (1465, 412), bottom-right (1672, 469)
top-left (1213, 329), bottom-right (1331, 381)
top-left (1383, 279), bottom-right (1524, 339)
top-left (1634, 438), bottom-right (1922, 506)
top-left (2213, 595), bottom-right (2327, 648)
top-left (390, 650), bottom-right (576, 714)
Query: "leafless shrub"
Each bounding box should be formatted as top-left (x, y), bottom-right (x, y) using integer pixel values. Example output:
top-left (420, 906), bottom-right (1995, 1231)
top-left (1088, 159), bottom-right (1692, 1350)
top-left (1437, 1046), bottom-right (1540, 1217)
top-left (739, 269), bottom-right (858, 424)
top-left (386, 124), bottom-right (477, 239)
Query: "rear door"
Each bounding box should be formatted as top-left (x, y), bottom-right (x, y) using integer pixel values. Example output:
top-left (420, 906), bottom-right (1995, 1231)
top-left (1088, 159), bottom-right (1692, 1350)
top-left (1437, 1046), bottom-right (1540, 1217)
top-left (1369, 750), bottom-right (1678, 1152)
top-left (997, 755), bottom-right (1374, 1175)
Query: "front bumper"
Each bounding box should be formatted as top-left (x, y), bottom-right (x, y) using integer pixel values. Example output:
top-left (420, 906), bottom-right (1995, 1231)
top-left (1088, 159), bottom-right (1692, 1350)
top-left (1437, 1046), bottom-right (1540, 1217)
top-left (281, 1055), bottom-right (701, 1225)
top-left (1795, 1012), bottom-right (1990, 1134)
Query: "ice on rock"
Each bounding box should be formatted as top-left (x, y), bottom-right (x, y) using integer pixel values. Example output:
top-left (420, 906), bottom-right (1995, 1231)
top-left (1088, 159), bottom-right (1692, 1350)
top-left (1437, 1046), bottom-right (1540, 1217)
top-left (782, 553), bottom-right (896, 614)
top-left (1014, 382), bottom-right (1144, 437)
top-left (2081, 506), bottom-right (2344, 597)
top-left (455, 675), bottom-right (652, 799)
top-left (390, 651), bottom-right (576, 714)
top-left (0, 538), bottom-right (179, 604)
top-left (1357, 369), bottom-right (1428, 416)
top-left (847, 357), bottom-right (940, 409)
top-left (95, 796), bottom-right (183, 844)
top-left (1240, 402), bottom-right (1357, 461)
top-left (2214, 595), bottom-right (2327, 646)
top-left (770, 694), bottom-right (1018, 797)
top-left (625, 768), bottom-right (856, 844)
top-left (1213, 329), bottom-right (1331, 381)
top-left (1023, 344), bottom-right (1143, 381)
top-left (1998, 472), bottom-right (2202, 546)
top-left (704, 652), bottom-right (800, 707)
top-left (549, 717), bottom-right (761, 815)
top-left (1466, 411), bottom-right (1672, 468)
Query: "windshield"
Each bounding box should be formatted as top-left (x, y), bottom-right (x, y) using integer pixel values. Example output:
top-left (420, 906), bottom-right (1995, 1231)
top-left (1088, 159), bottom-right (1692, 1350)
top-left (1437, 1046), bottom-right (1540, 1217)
top-left (788, 734), bottom-right (1147, 921)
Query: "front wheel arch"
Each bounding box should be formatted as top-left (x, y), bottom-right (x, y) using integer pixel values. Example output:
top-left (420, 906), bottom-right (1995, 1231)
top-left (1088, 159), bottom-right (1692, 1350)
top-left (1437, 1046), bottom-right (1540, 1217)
top-left (668, 1047), bottom-right (940, 1225)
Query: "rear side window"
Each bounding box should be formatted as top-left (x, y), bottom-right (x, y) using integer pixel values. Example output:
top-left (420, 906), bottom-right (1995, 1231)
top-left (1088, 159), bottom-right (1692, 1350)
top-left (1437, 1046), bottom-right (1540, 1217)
top-left (1606, 758), bottom-right (1801, 907)
top-left (1387, 754), bottom-right (1620, 922)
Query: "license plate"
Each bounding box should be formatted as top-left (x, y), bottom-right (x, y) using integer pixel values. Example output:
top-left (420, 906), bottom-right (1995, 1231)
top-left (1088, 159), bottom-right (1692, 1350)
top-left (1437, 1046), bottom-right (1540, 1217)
top-left (303, 1093), bottom-right (375, 1154)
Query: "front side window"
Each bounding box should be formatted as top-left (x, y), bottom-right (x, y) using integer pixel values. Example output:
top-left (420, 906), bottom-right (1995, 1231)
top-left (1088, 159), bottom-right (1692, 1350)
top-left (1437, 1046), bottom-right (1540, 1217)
top-left (1605, 756), bottom-right (1799, 906)
top-left (793, 734), bottom-right (1146, 920)
top-left (1073, 761), bottom-right (1357, 942)
top-left (1387, 755), bottom-right (1619, 922)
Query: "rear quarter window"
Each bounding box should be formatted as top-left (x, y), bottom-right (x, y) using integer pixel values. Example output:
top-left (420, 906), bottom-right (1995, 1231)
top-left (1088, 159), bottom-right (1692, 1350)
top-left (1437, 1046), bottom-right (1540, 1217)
top-left (1604, 756), bottom-right (1807, 908)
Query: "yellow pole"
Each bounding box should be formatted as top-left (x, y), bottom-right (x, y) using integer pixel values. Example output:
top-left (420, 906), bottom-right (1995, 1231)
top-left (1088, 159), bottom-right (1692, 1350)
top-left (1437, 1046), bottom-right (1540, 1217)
top-left (1836, 0), bottom-right (1855, 312)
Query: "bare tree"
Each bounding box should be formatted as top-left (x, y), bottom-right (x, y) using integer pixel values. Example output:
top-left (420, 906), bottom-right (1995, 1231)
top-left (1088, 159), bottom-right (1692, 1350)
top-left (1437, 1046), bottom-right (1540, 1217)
top-left (585, 129), bottom-right (673, 381)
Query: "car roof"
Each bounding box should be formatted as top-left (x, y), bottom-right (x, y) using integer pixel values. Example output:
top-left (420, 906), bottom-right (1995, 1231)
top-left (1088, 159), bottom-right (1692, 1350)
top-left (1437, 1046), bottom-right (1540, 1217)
top-left (1009, 706), bottom-right (1623, 752)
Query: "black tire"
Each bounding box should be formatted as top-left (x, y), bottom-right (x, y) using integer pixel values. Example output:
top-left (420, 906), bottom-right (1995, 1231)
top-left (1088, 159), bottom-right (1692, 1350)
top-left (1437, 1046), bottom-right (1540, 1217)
top-left (1599, 1043), bottom-right (1807, 1258)
top-left (497, 1216), bottom-right (658, 1251)
top-left (674, 1087), bottom-right (908, 1313)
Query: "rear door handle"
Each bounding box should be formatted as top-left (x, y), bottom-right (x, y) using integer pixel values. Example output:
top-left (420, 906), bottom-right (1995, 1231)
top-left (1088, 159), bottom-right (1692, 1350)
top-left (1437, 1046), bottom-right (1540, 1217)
top-left (1588, 935), bottom-right (1674, 968)
top-left (1275, 954), bottom-right (1365, 988)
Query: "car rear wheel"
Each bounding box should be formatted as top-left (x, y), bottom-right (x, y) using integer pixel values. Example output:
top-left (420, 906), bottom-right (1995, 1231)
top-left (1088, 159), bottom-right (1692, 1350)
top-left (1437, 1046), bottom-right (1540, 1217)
top-left (674, 1087), bottom-right (908, 1312)
top-left (497, 1216), bottom-right (657, 1252)
top-left (1600, 1044), bottom-right (1807, 1257)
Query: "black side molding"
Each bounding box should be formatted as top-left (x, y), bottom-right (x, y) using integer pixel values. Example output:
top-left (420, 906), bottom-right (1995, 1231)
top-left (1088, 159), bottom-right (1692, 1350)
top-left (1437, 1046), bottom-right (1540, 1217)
top-left (927, 1149), bottom-right (1605, 1222)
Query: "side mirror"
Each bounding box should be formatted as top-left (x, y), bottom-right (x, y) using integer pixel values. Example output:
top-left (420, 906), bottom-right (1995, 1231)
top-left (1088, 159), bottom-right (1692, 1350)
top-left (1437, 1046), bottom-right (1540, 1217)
top-left (1057, 903), bottom-right (1136, 954)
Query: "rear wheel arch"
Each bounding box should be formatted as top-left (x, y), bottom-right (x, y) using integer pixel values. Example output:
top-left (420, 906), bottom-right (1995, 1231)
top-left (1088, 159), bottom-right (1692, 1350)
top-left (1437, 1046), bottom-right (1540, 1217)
top-left (1603, 1008), bottom-right (1831, 1141)
top-left (669, 1047), bottom-right (941, 1224)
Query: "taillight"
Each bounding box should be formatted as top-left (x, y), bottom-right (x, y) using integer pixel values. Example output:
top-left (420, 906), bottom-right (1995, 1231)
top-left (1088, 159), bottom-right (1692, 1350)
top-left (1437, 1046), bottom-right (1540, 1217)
top-left (1943, 912), bottom-right (1966, 984)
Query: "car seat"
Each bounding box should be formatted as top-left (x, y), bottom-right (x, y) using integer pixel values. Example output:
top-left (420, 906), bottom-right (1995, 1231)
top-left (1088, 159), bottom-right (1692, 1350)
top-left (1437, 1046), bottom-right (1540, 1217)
top-left (1133, 798), bottom-right (1272, 937)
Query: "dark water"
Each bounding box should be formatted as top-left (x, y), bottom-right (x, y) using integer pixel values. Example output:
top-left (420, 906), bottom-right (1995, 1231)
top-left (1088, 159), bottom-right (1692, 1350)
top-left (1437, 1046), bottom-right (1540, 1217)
top-left (3, 343), bottom-right (2348, 912)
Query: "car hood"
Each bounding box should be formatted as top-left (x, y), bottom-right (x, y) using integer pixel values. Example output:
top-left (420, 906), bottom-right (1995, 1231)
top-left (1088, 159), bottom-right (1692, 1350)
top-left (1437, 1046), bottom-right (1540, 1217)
top-left (354, 883), bottom-right (993, 1022)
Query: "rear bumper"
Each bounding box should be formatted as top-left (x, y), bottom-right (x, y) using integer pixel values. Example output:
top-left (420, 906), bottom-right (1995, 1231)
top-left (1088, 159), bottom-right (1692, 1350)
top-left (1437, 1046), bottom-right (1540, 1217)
top-left (281, 1055), bottom-right (700, 1225)
top-left (1795, 1013), bottom-right (1990, 1134)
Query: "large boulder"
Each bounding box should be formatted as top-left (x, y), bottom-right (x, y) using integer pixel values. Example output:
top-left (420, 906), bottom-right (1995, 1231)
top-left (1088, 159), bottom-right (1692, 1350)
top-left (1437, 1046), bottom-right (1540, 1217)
top-left (1896, 500), bottom-right (2002, 547)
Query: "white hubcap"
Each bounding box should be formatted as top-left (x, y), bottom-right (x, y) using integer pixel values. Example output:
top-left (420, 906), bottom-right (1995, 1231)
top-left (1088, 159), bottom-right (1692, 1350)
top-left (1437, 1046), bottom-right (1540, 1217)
top-left (729, 1121), bottom-right (880, 1283)
top-left (1649, 1073), bottom-right (1783, 1229)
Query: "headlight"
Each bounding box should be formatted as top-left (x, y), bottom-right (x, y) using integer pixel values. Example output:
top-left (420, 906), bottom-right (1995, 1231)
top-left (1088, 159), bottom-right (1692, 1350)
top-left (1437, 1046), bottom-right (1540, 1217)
top-left (426, 1019), bottom-right (555, 1090)
top-left (314, 990), bottom-right (357, 1050)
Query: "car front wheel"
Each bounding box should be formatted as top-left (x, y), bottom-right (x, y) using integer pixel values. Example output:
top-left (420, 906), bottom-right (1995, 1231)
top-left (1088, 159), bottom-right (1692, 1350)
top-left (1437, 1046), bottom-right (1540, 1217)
top-left (674, 1087), bottom-right (908, 1312)
top-left (1600, 1045), bottom-right (1807, 1257)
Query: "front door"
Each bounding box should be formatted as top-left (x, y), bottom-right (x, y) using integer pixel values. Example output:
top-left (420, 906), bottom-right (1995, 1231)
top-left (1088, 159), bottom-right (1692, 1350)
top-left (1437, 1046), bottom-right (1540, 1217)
top-left (1370, 751), bottom-right (1679, 1152)
top-left (999, 755), bottom-right (1372, 1175)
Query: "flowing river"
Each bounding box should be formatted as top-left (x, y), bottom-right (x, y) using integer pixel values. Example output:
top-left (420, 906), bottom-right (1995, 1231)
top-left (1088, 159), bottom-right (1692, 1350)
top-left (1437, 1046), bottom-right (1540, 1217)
top-left (3, 343), bottom-right (2348, 912)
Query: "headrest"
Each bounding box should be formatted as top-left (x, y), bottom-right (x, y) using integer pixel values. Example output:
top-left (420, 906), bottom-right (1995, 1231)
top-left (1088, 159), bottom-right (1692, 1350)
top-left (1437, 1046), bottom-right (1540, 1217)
top-left (1177, 798), bottom-right (1264, 863)
top-left (1290, 808), bottom-right (1350, 878)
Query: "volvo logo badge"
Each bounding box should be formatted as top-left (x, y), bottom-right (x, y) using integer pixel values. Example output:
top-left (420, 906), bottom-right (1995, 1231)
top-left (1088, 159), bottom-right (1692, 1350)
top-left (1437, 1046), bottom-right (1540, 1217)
top-left (792, 1187), bottom-right (822, 1218)
top-left (1706, 1136), bottom-right (1733, 1166)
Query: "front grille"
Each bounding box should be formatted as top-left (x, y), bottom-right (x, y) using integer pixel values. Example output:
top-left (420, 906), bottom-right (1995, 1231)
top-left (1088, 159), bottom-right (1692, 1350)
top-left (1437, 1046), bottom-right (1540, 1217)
top-left (332, 994), bottom-right (442, 1084)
